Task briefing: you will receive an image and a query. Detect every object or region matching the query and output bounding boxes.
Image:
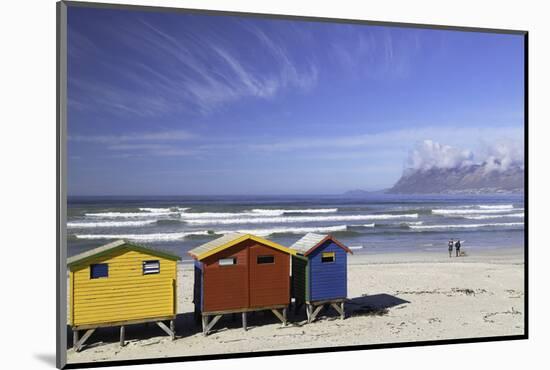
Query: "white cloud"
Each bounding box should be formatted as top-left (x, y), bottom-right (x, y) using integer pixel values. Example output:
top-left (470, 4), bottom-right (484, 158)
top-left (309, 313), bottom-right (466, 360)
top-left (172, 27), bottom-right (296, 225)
top-left (405, 138), bottom-right (524, 173)
top-left (407, 140), bottom-right (474, 171)
top-left (482, 139), bottom-right (524, 172)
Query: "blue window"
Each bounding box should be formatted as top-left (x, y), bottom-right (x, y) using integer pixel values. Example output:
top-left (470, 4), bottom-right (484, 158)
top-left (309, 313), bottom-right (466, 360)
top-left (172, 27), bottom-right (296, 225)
top-left (143, 260), bottom-right (160, 275)
top-left (90, 263), bottom-right (108, 279)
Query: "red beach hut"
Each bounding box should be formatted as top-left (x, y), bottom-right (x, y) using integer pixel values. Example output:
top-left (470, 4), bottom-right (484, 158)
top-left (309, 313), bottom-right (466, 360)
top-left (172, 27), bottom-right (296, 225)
top-left (189, 233), bottom-right (296, 335)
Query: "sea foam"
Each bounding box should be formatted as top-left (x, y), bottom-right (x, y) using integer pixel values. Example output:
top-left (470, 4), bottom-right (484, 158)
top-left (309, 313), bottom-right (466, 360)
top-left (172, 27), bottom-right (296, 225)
top-left (68, 220), bottom-right (157, 228)
top-left (179, 208), bottom-right (338, 219)
top-left (221, 224), bottom-right (348, 237)
top-left (432, 208), bottom-right (522, 215)
top-left (85, 211), bottom-right (177, 218)
top-left (478, 204), bottom-right (514, 210)
top-left (409, 222), bottom-right (524, 230)
top-left (463, 213), bottom-right (524, 220)
top-left (185, 213), bottom-right (419, 225)
top-left (74, 230), bottom-right (212, 241)
top-left (73, 224), bottom-right (349, 241)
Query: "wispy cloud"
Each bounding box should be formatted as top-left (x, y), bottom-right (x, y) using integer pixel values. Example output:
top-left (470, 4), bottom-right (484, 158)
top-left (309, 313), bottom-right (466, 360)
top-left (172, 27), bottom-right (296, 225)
top-left (328, 26), bottom-right (425, 80)
top-left (68, 15), bottom-right (319, 116)
top-left (243, 125), bottom-right (523, 155)
top-left (69, 130), bottom-right (195, 144)
top-left (245, 24), bottom-right (319, 92)
top-left (69, 130), bottom-right (198, 157)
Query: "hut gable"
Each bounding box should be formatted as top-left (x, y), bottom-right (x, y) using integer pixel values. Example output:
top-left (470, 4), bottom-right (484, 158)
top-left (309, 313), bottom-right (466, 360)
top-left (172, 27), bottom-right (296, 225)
top-left (290, 233), bottom-right (353, 256)
top-left (68, 240), bottom-right (180, 328)
top-left (68, 239), bottom-right (180, 268)
top-left (188, 233), bottom-right (295, 260)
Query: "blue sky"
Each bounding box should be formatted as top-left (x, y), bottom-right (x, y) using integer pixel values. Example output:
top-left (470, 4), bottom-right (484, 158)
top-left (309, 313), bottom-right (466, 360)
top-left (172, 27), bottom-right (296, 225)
top-left (67, 6), bottom-right (524, 196)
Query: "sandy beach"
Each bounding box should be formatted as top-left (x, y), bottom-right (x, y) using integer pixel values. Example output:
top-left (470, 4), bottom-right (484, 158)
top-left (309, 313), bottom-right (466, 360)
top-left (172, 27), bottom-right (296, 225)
top-left (66, 248), bottom-right (525, 364)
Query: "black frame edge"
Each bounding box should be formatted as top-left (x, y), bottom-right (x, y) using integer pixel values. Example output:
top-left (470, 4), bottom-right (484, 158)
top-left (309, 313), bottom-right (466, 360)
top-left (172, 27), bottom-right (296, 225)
top-left (523, 32), bottom-right (529, 339)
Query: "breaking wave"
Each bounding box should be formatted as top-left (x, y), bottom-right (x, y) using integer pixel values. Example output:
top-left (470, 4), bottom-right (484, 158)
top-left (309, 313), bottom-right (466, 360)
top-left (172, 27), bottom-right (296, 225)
top-left (221, 224), bottom-right (349, 237)
top-left (84, 207), bottom-right (339, 220)
top-left (409, 222), bottom-right (524, 230)
top-left (74, 230), bottom-right (212, 241)
top-left (73, 224), bottom-right (351, 241)
top-left (68, 220), bottom-right (157, 228)
top-left (347, 223), bottom-right (375, 228)
top-left (400, 221), bottom-right (424, 226)
top-left (85, 211), bottom-right (178, 218)
top-left (478, 204), bottom-right (514, 210)
top-left (251, 208), bottom-right (338, 214)
top-left (180, 208), bottom-right (338, 219)
top-left (138, 207), bottom-right (173, 213)
top-left (184, 213), bottom-right (419, 225)
top-left (432, 208), bottom-right (522, 215)
top-left (462, 213), bottom-right (524, 220)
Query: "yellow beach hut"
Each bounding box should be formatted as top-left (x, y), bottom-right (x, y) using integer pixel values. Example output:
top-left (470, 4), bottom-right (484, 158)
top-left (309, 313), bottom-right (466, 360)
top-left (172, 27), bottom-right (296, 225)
top-left (67, 239), bottom-right (181, 351)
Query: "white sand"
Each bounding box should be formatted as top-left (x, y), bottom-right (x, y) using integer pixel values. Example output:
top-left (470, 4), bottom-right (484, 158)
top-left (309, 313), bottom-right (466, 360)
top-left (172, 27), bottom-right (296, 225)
top-left (67, 248), bottom-right (525, 364)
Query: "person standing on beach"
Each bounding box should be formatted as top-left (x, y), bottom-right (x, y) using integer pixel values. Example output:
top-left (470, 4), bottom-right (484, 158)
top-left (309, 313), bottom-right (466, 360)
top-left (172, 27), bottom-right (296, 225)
top-left (448, 239), bottom-right (454, 257)
top-left (455, 239), bottom-right (461, 257)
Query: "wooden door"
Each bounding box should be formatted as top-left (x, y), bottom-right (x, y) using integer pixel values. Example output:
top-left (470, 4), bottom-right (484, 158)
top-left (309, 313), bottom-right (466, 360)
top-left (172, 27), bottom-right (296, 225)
top-left (248, 243), bottom-right (289, 308)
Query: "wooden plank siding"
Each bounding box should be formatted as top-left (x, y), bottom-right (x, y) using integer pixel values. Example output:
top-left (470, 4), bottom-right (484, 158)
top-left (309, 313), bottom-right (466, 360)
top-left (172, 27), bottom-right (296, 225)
top-left (201, 239), bottom-right (291, 313)
top-left (69, 270), bottom-right (74, 325)
top-left (193, 260), bottom-right (203, 314)
top-left (202, 241), bottom-right (250, 312)
top-left (70, 248), bottom-right (177, 327)
top-left (308, 241), bottom-right (348, 302)
top-left (249, 243), bottom-right (290, 308)
top-left (291, 255), bottom-right (309, 303)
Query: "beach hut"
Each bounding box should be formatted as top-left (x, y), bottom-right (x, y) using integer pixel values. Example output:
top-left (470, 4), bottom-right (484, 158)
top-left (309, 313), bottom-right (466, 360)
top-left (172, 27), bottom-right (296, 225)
top-left (290, 233), bottom-right (353, 323)
top-left (189, 233), bottom-right (296, 335)
top-left (67, 240), bottom-right (181, 351)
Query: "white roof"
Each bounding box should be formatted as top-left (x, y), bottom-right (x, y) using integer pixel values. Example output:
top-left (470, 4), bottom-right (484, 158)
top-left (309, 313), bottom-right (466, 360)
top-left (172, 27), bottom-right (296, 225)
top-left (290, 233), bottom-right (327, 255)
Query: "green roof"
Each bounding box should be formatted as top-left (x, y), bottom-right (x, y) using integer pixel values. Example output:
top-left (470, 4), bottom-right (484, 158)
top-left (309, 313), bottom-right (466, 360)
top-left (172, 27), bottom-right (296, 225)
top-left (67, 239), bottom-right (181, 268)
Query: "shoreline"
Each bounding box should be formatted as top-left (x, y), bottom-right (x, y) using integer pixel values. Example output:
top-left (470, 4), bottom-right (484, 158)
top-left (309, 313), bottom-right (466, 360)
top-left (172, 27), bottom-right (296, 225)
top-left (176, 246), bottom-right (525, 265)
top-left (349, 246), bottom-right (524, 264)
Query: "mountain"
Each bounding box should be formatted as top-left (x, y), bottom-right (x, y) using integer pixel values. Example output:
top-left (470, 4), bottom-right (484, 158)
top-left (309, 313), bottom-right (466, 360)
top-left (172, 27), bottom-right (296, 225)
top-left (344, 189), bottom-right (388, 197)
top-left (387, 163), bottom-right (524, 195)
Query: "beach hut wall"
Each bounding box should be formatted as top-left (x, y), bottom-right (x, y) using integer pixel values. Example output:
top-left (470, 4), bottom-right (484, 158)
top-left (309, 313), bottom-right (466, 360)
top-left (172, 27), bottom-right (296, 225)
top-left (67, 240), bottom-right (180, 349)
top-left (189, 233), bottom-right (295, 313)
top-left (291, 233), bottom-right (352, 304)
top-left (308, 239), bottom-right (349, 301)
top-left (291, 254), bottom-right (309, 302)
top-left (189, 233), bottom-right (296, 334)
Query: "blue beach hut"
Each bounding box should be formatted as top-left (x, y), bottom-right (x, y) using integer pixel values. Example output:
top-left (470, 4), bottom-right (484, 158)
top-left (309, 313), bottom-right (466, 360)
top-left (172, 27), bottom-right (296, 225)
top-left (290, 233), bottom-right (353, 323)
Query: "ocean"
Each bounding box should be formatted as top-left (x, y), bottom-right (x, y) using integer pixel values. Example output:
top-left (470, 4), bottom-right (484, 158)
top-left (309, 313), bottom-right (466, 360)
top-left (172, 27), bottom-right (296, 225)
top-left (67, 194), bottom-right (525, 260)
